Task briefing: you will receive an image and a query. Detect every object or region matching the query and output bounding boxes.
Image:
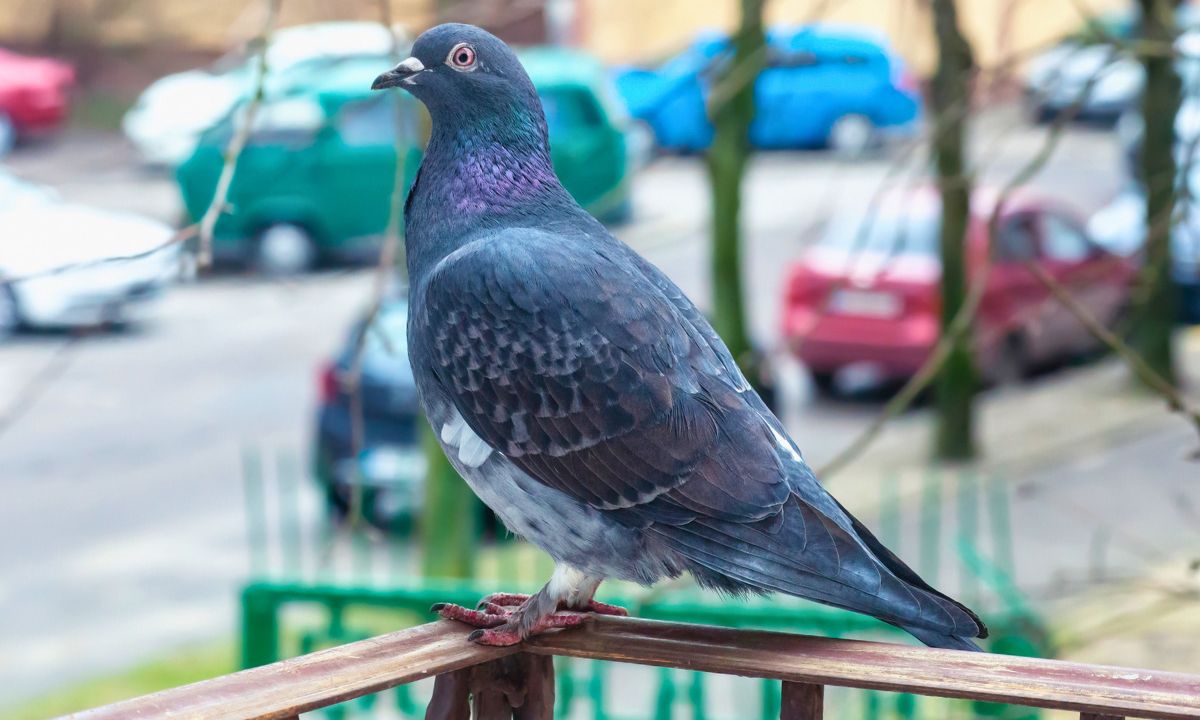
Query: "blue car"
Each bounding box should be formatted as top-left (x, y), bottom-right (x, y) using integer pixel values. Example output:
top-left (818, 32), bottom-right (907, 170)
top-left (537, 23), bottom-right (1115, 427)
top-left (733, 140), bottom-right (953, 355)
top-left (615, 26), bottom-right (921, 154)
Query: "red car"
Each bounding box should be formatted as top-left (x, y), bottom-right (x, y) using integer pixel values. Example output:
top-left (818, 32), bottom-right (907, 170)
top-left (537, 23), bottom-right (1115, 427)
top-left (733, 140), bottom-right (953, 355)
top-left (0, 48), bottom-right (74, 152)
top-left (782, 187), bottom-right (1137, 393)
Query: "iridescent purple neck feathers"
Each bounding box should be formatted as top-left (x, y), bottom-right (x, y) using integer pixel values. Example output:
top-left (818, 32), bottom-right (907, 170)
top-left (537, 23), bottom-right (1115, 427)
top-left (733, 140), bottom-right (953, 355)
top-left (404, 116), bottom-right (582, 281)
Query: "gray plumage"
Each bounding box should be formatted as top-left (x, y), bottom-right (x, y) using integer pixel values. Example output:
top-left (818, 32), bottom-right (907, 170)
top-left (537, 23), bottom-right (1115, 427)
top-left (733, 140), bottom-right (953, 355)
top-left (374, 23), bottom-right (988, 651)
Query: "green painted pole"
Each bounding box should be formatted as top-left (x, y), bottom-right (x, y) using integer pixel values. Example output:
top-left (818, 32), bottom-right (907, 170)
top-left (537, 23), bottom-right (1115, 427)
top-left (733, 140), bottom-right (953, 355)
top-left (241, 447), bottom-right (268, 579)
top-left (419, 420), bottom-right (477, 579)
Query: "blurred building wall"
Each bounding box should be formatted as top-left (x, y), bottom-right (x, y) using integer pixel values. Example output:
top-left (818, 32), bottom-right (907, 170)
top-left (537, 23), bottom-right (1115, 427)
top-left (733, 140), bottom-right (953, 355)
top-left (0, 0), bottom-right (1139, 75)
top-left (581, 0), bottom-right (1132, 74)
top-left (0, 0), bottom-right (434, 49)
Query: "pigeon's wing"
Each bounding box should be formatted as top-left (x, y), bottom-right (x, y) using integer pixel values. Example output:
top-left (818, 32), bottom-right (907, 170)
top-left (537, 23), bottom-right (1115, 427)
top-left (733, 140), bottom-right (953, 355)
top-left (417, 230), bottom-right (987, 647)
top-left (415, 230), bottom-right (791, 521)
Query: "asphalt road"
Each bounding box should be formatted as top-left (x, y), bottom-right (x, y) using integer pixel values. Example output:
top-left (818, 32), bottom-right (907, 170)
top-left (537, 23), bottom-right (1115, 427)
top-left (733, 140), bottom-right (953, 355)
top-left (0, 108), bottom-right (1140, 702)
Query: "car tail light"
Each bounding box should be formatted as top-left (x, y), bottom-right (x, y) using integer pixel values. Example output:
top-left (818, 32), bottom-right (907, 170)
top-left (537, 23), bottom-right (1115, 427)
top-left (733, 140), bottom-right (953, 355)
top-left (902, 286), bottom-right (939, 315)
top-left (787, 265), bottom-right (828, 307)
top-left (894, 67), bottom-right (919, 95)
top-left (319, 363), bottom-right (341, 404)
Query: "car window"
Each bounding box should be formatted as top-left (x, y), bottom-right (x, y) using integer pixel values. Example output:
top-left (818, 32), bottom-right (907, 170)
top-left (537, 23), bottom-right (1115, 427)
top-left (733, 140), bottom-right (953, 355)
top-left (346, 301), bottom-right (411, 375)
top-left (768, 48), bottom-right (818, 68)
top-left (995, 213), bottom-right (1038, 262)
top-left (540, 88), bottom-right (604, 136)
top-left (1042, 213), bottom-right (1093, 262)
top-left (207, 97), bottom-right (323, 148)
top-left (820, 206), bottom-right (940, 257)
top-left (336, 95), bottom-right (405, 147)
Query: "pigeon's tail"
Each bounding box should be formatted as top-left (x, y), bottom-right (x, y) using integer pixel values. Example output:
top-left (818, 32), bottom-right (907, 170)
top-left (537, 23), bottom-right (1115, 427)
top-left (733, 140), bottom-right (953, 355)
top-left (898, 624), bottom-right (984, 652)
top-left (654, 492), bottom-right (988, 653)
top-left (834, 499), bottom-right (989, 651)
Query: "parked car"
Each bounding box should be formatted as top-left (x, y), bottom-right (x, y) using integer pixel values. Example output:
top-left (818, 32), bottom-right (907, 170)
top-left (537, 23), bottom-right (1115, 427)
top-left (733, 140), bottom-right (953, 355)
top-left (123, 22), bottom-right (402, 167)
top-left (176, 47), bottom-right (636, 274)
top-left (0, 48), bottom-right (74, 155)
top-left (1088, 184), bottom-right (1200, 323)
top-left (615, 25), bottom-right (921, 155)
top-left (0, 171), bottom-right (179, 337)
top-left (176, 58), bottom-right (425, 274)
top-left (782, 188), bottom-right (1137, 393)
top-left (1024, 10), bottom-right (1200, 123)
top-left (314, 297), bottom-right (426, 530)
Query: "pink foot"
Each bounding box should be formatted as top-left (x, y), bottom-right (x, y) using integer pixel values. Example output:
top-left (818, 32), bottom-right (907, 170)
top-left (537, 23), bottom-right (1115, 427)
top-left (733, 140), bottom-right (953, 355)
top-left (432, 591), bottom-right (629, 646)
top-left (581, 599), bottom-right (628, 617)
top-left (467, 611), bottom-right (587, 646)
top-left (430, 602), bottom-right (509, 628)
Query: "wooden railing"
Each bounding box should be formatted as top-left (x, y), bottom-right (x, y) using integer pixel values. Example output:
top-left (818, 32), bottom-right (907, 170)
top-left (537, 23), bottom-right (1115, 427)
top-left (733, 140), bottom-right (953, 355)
top-left (66, 616), bottom-right (1200, 720)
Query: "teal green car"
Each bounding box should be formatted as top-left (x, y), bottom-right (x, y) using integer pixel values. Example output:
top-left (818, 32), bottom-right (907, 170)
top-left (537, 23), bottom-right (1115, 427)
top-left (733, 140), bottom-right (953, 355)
top-left (177, 48), bottom-right (634, 274)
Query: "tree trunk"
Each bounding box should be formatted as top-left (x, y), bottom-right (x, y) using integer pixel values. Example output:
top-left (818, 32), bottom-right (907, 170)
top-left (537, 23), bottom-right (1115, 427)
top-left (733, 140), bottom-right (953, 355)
top-left (929, 0), bottom-right (978, 461)
top-left (706, 0), bottom-right (765, 383)
top-left (1133, 0), bottom-right (1181, 385)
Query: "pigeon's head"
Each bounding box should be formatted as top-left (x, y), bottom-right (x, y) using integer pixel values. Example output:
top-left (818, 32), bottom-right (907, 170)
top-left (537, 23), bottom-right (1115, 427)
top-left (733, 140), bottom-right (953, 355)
top-left (371, 24), bottom-right (541, 128)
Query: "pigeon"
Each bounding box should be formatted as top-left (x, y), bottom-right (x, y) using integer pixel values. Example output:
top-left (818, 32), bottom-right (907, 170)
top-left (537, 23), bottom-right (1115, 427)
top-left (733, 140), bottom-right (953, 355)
top-left (371, 23), bottom-right (988, 651)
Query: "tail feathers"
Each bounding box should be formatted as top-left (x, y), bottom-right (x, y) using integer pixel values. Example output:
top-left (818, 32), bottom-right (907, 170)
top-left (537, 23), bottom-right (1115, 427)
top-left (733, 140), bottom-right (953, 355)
top-left (899, 623), bottom-right (985, 652)
top-left (834, 498), bottom-right (989, 641)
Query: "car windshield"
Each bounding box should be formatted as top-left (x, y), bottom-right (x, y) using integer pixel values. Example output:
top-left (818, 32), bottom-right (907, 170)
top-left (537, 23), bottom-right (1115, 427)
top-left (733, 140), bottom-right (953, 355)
top-left (356, 301), bottom-right (411, 377)
top-left (819, 206), bottom-right (940, 257)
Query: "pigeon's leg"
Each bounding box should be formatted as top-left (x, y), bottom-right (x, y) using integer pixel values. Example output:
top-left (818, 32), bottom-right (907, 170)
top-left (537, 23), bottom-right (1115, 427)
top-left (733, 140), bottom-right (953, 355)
top-left (434, 565), bottom-right (627, 646)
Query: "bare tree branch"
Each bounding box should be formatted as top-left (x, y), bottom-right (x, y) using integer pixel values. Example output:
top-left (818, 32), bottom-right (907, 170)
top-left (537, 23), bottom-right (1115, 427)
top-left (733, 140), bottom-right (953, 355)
top-left (196, 0), bottom-right (283, 268)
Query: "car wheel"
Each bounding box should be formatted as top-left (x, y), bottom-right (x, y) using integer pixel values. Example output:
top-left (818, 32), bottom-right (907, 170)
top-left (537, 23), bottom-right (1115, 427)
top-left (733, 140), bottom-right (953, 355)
top-left (810, 370), bottom-right (838, 397)
top-left (0, 282), bottom-right (19, 340)
top-left (990, 334), bottom-right (1029, 386)
top-left (0, 113), bottom-right (15, 157)
top-left (828, 114), bottom-right (875, 159)
top-left (254, 223), bottom-right (316, 276)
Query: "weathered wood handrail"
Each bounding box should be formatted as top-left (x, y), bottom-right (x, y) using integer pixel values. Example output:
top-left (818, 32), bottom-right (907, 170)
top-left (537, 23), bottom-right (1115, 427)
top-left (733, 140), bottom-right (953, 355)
top-left (66, 616), bottom-right (1200, 720)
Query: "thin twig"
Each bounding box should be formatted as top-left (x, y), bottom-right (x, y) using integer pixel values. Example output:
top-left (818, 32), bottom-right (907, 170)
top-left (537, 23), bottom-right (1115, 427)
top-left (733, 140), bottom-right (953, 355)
top-left (196, 0), bottom-right (282, 268)
top-left (334, 4), bottom-right (408, 535)
top-left (5, 225), bottom-right (198, 284)
top-left (1024, 259), bottom-right (1200, 448)
top-left (819, 53), bottom-right (1105, 479)
top-left (0, 336), bottom-right (81, 442)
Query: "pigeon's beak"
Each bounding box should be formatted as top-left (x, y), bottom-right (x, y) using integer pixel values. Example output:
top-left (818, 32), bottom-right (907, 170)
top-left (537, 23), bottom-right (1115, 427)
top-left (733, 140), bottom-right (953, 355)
top-left (372, 57), bottom-right (425, 90)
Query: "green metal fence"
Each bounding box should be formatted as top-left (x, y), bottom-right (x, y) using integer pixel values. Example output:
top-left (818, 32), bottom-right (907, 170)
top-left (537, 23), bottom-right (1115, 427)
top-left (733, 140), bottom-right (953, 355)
top-left (239, 448), bottom-right (1050, 719)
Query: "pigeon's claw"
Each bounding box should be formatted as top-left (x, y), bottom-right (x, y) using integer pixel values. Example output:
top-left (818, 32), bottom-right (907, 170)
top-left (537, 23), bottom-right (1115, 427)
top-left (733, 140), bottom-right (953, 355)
top-left (435, 587), bottom-right (629, 646)
top-left (467, 612), bottom-right (588, 647)
top-left (430, 602), bottom-right (509, 628)
top-left (476, 592), bottom-right (531, 609)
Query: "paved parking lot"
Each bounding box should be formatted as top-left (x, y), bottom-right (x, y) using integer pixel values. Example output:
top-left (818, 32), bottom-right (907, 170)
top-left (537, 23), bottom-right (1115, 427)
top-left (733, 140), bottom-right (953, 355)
top-left (0, 108), bottom-right (1133, 700)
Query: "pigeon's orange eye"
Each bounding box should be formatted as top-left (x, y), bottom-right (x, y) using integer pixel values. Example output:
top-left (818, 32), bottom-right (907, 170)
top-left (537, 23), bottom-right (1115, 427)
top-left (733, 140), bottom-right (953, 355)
top-left (449, 43), bottom-right (476, 70)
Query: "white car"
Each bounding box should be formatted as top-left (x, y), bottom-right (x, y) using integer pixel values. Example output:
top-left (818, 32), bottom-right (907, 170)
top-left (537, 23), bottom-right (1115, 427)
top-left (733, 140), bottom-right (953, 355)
top-left (0, 172), bottom-right (180, 336)
top-left (1088, 183), bottom-right (1200, 322)
top-left (1024, 12), bottom-right (1200, 122)
top-left (122, 22), bottom-right (403, 167)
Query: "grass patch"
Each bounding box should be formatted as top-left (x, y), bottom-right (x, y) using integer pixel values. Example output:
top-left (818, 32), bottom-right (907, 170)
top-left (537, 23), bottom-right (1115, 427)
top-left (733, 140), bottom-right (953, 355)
top-left (4, 642), bottom-right (235, 720)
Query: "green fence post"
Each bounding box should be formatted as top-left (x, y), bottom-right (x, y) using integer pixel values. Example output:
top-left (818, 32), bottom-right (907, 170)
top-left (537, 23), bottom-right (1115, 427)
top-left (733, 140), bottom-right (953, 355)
top-left (688, 671), bottom-right (707, 720)
top-left (420, 421), bottom-right (478, 579)
top-left (654, 667), bottom-right (676, 720)
top-left (278, 451), bottom-right (303, 581)
top-left (242, 448), bottom-right (268, 579)
top-left (240, 584), bottom-right (278, 669)
top-left (587, 659), bottom-right (607, 720)
top-left (919, 468), bottom-right (943, 582)
top-left (957, 469), bottom-right (980, 606)
top-left (760, 679), bottom-right (780, 720)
